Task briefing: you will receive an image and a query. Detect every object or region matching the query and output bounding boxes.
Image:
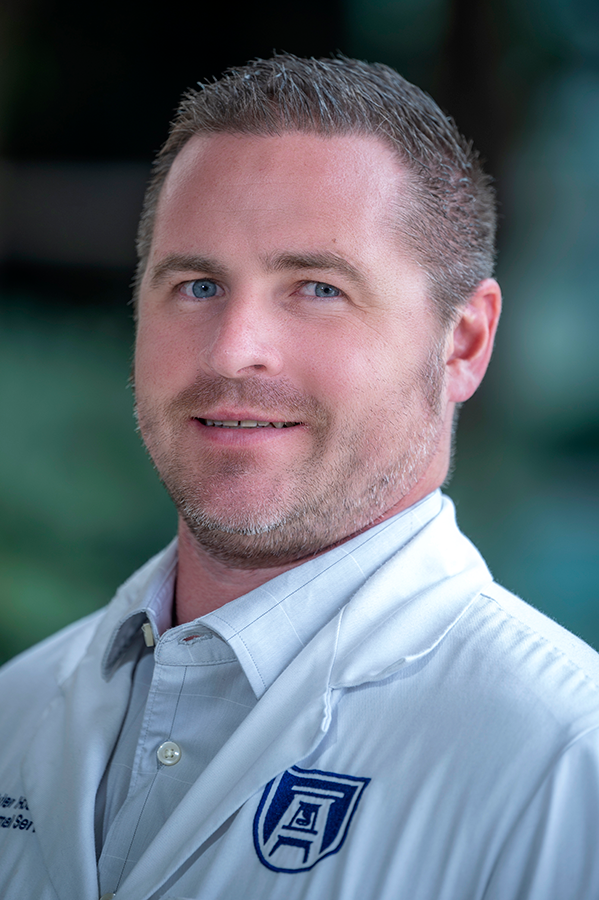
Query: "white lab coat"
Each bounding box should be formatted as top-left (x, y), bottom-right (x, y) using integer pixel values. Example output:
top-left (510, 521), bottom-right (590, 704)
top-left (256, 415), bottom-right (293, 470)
top-left (2, 498), bottom-right (599, 900)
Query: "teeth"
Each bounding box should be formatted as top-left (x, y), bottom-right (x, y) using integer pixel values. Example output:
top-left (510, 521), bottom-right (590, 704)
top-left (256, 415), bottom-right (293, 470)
top-left (202, 419), bottom-right (297, 429)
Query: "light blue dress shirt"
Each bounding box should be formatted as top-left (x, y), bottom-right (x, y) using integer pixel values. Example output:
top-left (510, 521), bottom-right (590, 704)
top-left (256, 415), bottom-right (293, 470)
top-left (95, 491), bottom-right (442, 894)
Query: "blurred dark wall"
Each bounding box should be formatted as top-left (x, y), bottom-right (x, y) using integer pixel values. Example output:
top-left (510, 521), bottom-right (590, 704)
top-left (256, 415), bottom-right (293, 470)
top-left (1, 0), bottom-right (598, 662)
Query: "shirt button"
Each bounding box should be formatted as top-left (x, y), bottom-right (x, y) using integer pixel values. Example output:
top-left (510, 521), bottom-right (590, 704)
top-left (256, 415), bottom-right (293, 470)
top-left (157, 740), bottom-right (182, 766)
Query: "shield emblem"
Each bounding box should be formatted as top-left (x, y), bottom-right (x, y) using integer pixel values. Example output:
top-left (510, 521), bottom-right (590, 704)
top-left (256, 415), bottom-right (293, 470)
top-left (253, 765), bottom-right (370, 873)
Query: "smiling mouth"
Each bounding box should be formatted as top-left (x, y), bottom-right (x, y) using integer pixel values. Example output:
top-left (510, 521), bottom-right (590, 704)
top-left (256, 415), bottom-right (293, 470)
top-left (198, 418), bottom-right (300, 429)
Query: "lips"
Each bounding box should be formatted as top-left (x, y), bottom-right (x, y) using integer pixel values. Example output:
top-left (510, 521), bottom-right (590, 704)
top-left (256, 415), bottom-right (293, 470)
top-left (198, 418), bottom-right (300, 429)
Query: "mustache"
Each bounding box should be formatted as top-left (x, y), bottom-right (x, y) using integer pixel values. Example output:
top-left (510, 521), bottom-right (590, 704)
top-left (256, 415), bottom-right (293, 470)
top-left (140, 374), bottom-right (329, 426)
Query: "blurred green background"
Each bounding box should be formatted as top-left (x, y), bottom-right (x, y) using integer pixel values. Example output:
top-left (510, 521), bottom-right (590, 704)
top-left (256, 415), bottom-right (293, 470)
top-left (1, 0), bottom-right (598, 663)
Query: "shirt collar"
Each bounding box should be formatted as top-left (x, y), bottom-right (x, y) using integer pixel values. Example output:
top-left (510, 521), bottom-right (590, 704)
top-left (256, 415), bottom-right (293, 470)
top-left (202, 490), bottom-right (442, 697)
top-left (102, 542), bottom-right (177, 676)
top-left (103, 491), bottom-right (442, 687)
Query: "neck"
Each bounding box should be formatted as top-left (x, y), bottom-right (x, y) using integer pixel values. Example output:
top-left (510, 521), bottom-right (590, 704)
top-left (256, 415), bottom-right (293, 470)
top-left (175, 524), bottom-right (304, 622)
top-left (175, 487), bottom-right (445, 626)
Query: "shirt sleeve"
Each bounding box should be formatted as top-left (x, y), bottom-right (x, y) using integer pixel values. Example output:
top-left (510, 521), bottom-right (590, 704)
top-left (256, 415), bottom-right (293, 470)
top-left (483, 727), bottom-right (599, 899)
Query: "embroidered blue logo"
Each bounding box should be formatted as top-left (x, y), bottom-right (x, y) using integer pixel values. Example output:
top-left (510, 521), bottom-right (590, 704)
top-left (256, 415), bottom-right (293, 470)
top-left (253, 765), bottom-right (370, 873)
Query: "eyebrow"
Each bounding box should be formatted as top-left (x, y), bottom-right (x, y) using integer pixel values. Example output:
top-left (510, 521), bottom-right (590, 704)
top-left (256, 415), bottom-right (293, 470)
top-left (148, 254), bottom-right (229, 289)
top-left (263, 251), bottom-right (368, 288)
top-left (147, 250), bottom-right (368, 290)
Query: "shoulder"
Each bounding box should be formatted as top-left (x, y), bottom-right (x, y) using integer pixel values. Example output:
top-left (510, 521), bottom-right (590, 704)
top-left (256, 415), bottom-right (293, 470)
top-left (472, 582), bottom-right (599, 693)
top-left (444, 581), bottom-right (599, 740)
top-left (0, 610), bottom-right (104, 711)
top-left (481, 581), bottom-right (599, 680)
top-left (333, 580), bottom-right (599, 842)
top-left (340, 576), bottom-right (599, 772)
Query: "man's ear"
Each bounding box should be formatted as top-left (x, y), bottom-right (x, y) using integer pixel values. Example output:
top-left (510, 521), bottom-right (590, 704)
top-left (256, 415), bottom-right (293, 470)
top-left (445, 278), bottom-right (502, 403)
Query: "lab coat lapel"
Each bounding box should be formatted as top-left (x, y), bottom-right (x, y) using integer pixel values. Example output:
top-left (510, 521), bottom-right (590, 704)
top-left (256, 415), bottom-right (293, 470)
top-left (22, 615), bottom-right (134, 900)
top-left (330, 498), bottom-right (493, 687)
top-left (118, 615), bottom-right (339, 900)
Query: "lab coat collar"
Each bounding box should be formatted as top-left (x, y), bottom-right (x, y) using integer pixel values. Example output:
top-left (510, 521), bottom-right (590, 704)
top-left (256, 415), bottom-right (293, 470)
top-left (118, 497), bottom-right (493, 900)
top-left (330, 495), bottom-right (493, 688)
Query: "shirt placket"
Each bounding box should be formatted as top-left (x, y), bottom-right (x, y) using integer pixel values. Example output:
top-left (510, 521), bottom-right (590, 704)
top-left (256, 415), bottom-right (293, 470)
top-left (97, 626), bottom-right (256, 896)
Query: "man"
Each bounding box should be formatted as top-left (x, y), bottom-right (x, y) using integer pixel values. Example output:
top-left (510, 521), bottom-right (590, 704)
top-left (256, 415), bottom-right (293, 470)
top-left (1, 55), bottom-right (598, 900)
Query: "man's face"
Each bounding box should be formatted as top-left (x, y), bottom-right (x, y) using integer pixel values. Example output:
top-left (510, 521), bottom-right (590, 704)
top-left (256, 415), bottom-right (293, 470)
top-left (135, 132), bottom-right (452, 566)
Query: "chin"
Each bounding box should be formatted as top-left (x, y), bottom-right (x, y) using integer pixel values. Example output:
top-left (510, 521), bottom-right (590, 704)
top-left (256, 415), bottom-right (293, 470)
top-left (180, 511), bottom-right (326, 568)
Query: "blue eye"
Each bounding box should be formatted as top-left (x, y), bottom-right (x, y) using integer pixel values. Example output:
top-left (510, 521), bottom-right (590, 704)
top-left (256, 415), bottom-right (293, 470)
top-left (313, 282), bottom-right (341, 298)
top-left (190, 279), bottom-right (218, 298)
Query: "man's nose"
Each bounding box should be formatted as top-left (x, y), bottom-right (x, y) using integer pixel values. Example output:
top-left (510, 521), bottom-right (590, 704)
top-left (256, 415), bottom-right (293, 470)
top-left (202, 294), bottom-right (284, 379)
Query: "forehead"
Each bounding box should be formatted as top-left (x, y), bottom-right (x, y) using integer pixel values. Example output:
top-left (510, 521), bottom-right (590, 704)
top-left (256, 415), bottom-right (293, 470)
top-left (152, 131), bottom-right (410, 256)
top-left (163, 130), bottom-right (403, 192)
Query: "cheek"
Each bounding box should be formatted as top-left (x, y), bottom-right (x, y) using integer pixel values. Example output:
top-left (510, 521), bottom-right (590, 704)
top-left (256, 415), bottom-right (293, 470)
top-left (134, 315), bottom-right (200, 401)
top-left (292, 345), bottom-right (366, 404)
top-left (289, 316), bottom-right (384, 381)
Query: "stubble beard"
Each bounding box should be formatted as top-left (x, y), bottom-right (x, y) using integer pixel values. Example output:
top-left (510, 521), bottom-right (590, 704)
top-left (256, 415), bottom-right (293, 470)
top-left (135, 350), bottom-right (446, 568)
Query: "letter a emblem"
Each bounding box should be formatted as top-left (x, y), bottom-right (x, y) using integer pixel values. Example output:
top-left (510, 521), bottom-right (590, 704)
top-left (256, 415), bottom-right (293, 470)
top-left (253, 765), bottom-right (370, 873)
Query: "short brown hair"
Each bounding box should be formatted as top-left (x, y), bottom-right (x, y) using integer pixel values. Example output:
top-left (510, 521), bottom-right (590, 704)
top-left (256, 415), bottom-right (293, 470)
top-left (135, 54), bottom-right (496, 326)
